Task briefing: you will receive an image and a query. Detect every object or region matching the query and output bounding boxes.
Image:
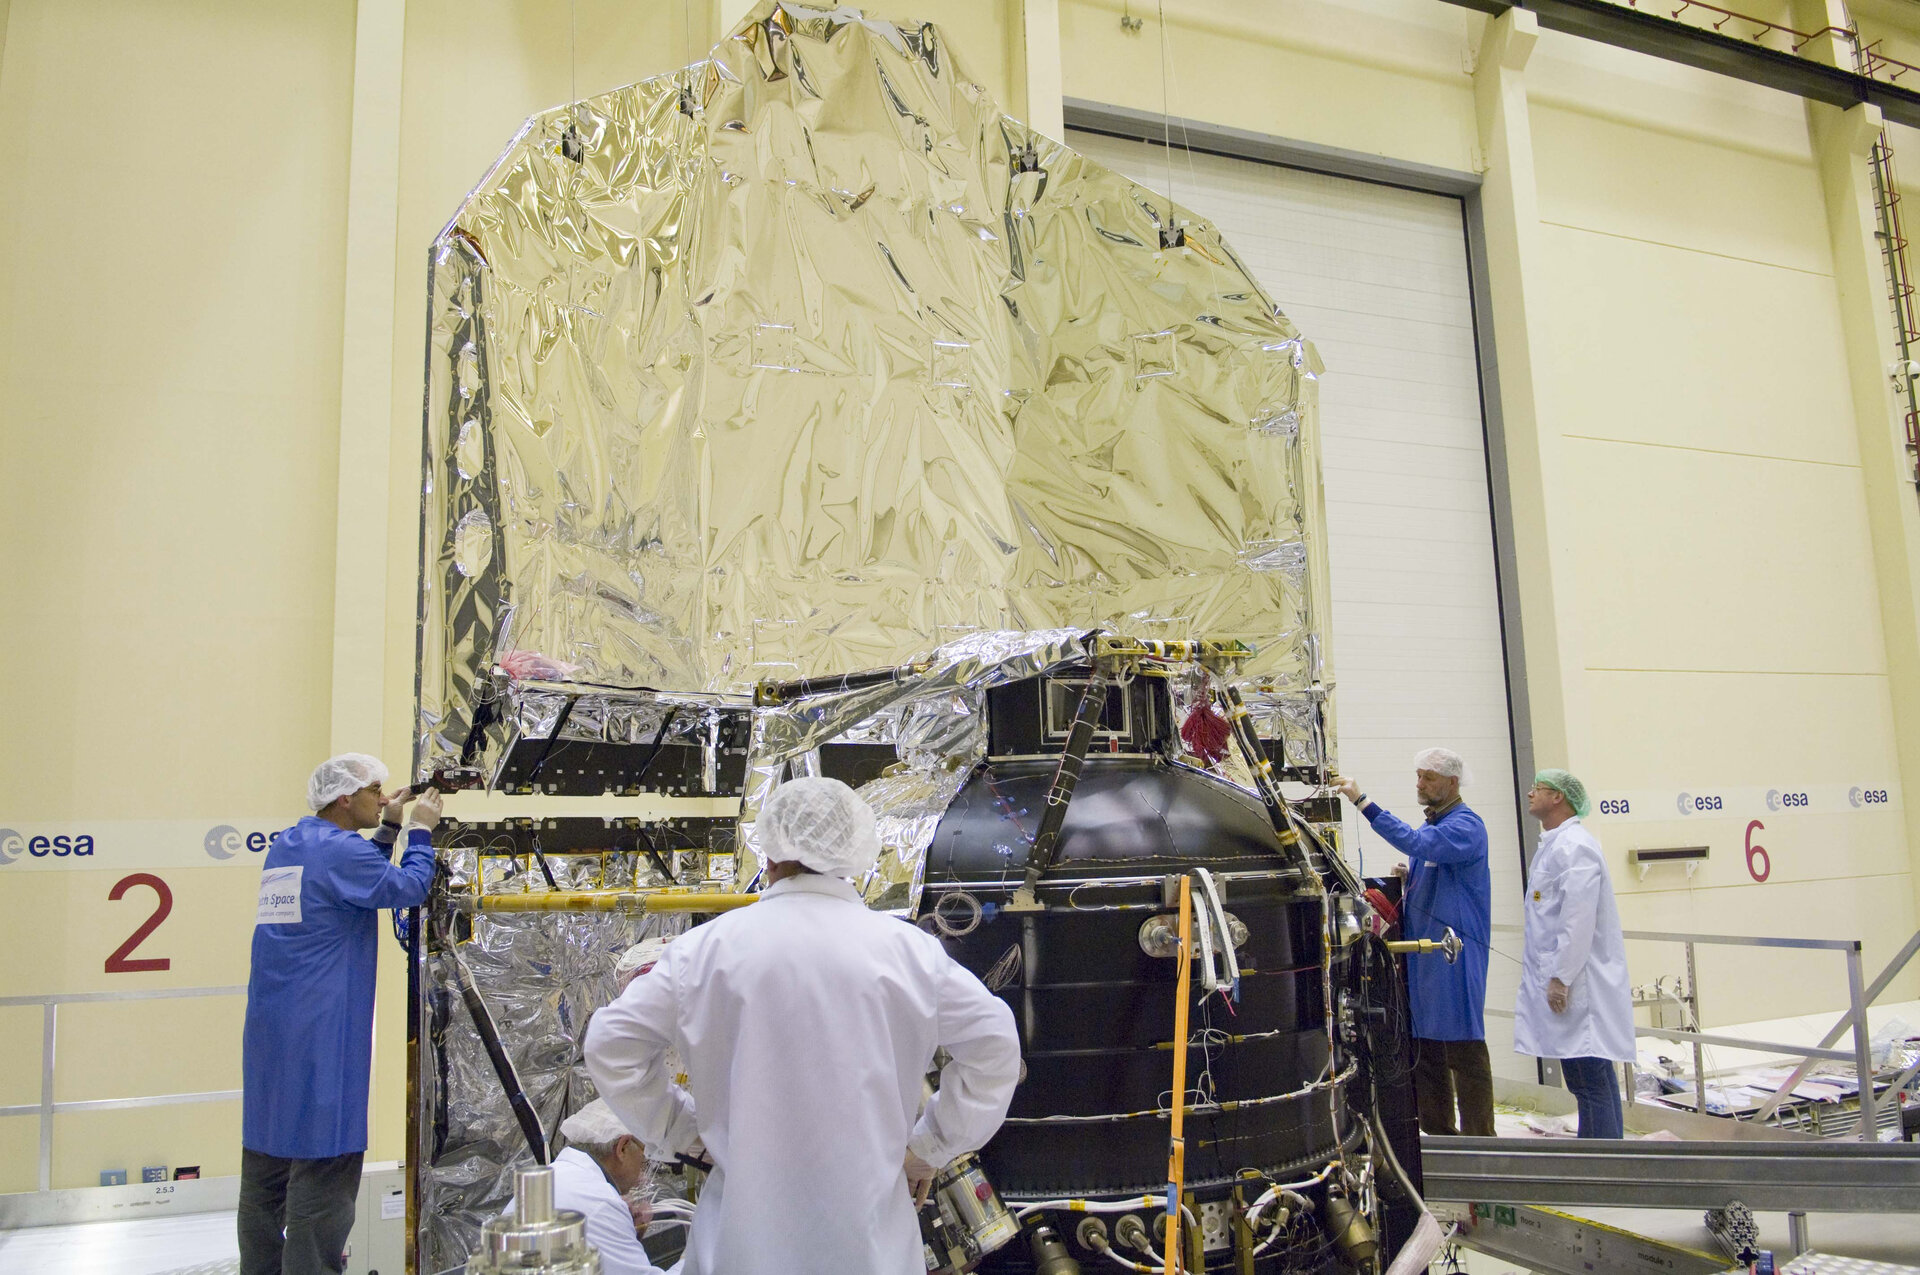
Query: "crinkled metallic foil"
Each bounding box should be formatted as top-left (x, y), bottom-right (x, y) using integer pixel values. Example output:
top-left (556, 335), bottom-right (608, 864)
top-left (415, 3), bottom-right (1338, 1262)
top-left (416, 1), bottom-right (1330, 778)
top-left (421, 906), bottom-right (688, 1274)
top-left (737, 627), bottom-right (1086, 899)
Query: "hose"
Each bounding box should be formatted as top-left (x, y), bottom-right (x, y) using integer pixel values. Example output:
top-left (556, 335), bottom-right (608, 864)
top-left (1368, 1112), bottom-right (1425, 1214)
top-left (1013, 1199), bottom-right (1199, 1226)
top-left (430, 911), bottom-right (549, 1165)
top-left (1243, 1163), bottom-right (1335, 1231)
top-left (1192, 876), bottom-right (1220, 996)
top-left (1194, 867), bottom-right (1239, 998)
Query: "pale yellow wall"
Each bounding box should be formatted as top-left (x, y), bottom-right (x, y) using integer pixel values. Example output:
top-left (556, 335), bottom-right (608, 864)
top-left (9, 0), bottom-right (1920, 1195)
top-left (1523, 31), bottom-right (1920, 1022)
top-left (0, 0), bottom-right (356, 1189)
top-left (1060, 0), bottom-right (1480, 171)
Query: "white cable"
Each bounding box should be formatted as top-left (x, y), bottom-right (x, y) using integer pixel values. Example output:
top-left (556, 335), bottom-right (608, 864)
top-left (1191, 873), bottom-right (1220, 995)
top-left (1194, 867), bottom-right (1238, 994)
top-left (1244, 1163), bottom-right (1335, 1230)
top-left (1097, 1246), bottom-right (1156, 1273)
top-left (1012, 1197), bottom-right (1197, 1227)
top-left (1013, 1198), bottom-right (1196, 1269)
top-left (1015, 1194), bottom-right (1159, 1218)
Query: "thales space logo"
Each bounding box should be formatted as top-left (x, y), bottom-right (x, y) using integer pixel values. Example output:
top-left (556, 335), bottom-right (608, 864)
top-left (0, 828), bottom-right (96, 864)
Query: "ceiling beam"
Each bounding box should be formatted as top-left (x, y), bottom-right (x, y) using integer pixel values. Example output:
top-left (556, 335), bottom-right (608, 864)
top-left (1437, 0), bottom-right (1920, 128)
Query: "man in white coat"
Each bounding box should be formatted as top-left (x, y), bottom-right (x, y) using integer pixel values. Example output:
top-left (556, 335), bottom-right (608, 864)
top-left (585, 776), bottom-right (1023, 1275)
top-left (515, 1100), bottom-right (672, 1275)
top-left (1515, 769), bottom-right (1636, 1138)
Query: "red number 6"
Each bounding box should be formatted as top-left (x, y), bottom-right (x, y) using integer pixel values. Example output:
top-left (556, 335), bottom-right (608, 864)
top-left (1744, 820), bottom-right (1770, 883)
top-left (105, 873), bottom-right (173, 973)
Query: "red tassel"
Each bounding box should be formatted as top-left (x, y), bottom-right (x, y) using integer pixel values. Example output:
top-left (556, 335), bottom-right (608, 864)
top-left (1180, 698), bottom-right (1232, 765)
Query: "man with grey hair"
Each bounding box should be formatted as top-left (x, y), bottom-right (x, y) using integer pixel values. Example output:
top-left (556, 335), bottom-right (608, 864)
top-left (1335, 747), bottom-right (1494, 1136)
top-left (586, 776), bottom-right (1022, 1275)
top-left (514, 1099), bottom-right (671, 1275)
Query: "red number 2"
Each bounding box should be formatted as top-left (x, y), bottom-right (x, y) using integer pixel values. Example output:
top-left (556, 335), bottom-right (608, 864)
top-left (105, 873), bottom-right (173, 973)
top-left (1744, 820), bottom-right (1771, 884)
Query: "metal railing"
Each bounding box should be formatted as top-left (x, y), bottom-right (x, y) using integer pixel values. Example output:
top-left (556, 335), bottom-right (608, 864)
top-left (1492, 924), bottom-right (1920, 1141)
top-left (0, 985), bottom-right (247, 1192)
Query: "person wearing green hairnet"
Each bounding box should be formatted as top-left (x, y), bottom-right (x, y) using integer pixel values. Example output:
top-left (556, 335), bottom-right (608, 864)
top-left (1515, 769), bottom-right (1635, 1138)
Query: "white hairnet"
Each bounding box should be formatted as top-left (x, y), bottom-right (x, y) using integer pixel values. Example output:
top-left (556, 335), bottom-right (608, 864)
top-left (307, 753), bottom-right (389, 813)
top-left (1412, 747), bottom-right (1469, 784)
top-left (558, 1099), bottom-right (633, 1150)
top-left (615, 936), bottom-right (672, 975)
top-left (759, 777), bottom-right (882, 879)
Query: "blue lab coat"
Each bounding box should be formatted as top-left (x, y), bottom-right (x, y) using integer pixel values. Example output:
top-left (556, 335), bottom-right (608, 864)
top-left (1362, 800), bottom-right (1491, 1042)
top-left (242, 816), bottom-right (435, 1159)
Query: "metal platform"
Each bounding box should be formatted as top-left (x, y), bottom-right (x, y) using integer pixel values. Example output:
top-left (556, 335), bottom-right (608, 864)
top-left (1431, 1202), bottom-right (1729, 1275)
top-left (1421, 1136), bottom-right (1920, 1214)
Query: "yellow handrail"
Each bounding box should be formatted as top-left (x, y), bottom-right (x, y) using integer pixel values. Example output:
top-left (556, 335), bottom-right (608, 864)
top-left (466, 891), bottom-right (757, 913)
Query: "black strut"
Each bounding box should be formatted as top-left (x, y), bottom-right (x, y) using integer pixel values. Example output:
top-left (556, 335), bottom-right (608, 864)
top-left (1213, 684), bottom-right (1359, 892)
top-left (429, 910), bottom-right (549, 1164)
top-left (1013, 670), bottom-right (1111, 901)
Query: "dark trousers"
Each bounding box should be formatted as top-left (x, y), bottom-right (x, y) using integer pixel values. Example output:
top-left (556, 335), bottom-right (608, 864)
top-left (238, 1148), bottom-right (363, 1275)
top-left (1561, 1055), bottom-right (1625, 1139)
top-left (1412, 1037), bottom-right (1495, 1136)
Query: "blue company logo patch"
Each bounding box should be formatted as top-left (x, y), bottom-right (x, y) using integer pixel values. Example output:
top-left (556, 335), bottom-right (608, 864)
top-left (0, 828), bottom-right (95, 864)
top-left (205, 826), bottom-right (282, 861)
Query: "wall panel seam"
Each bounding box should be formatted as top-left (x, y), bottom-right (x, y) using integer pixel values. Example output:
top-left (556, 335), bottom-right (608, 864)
top-left (1560, 435), bottom-right (1863, 468)
top-left (1539, 220), bottom-right (1834, 276)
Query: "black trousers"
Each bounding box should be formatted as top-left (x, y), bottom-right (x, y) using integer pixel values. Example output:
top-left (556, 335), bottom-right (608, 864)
top-left (238, 1148), bottom-right (363, 1275)
top-left (1412, 1037), bottom-right (1495, 1137)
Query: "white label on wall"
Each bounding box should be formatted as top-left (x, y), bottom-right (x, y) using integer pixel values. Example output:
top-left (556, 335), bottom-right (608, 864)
top-left (0, 820), bottom-right (298, 871)
top-left (1586, 783), bottom-right (1902, 824)
top-left (255, 867), bottom-right (304, 924)
top-left (380, 1189), bottom-right (405, 1220)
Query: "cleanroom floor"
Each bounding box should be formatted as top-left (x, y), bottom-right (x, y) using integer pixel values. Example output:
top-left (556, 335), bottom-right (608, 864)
top-left (0, 1208), bottom-right (238, 1275)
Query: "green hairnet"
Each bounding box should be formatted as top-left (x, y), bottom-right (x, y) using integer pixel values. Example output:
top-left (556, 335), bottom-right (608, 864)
top-left (1534, 768), bottom-right (1590, 818)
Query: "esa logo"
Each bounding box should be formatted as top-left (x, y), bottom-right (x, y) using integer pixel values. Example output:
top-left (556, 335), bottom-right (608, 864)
top-left (1675, 793), bottom-right (1723, 816)
top-left (1596, 798), bottom-right (1631, 816)
top-left (1849, 787), bottom-right (1891, 808)
top-left (1766, 790), bottom-right (1809, 811)
top-left (0, 828), bottom-right (96, 864)
top-left (204, 826), bottom-right (282, 861)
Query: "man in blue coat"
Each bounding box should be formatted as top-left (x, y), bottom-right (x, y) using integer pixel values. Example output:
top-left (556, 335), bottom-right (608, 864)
top-left (1336, 748), bottom-right (1494, 1136)
top-left (239, 754), bottom-right (441, 1274)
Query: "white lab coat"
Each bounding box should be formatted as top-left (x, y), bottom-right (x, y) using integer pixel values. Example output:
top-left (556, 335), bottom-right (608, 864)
top-left (1514, 818), bottom-right (1636, 1063)
top-left (511, 1147), bottom-right (669, 1275)
top-left (584, 873), bottom-right (1022, 1275)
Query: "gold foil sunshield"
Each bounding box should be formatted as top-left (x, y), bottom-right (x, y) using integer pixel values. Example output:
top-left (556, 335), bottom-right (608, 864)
top-left (418, 2), bottom-right (1331, 778)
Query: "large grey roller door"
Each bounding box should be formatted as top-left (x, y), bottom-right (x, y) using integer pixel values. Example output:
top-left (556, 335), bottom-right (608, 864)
top-left (1068, 129), bottom-right (1527, 1077)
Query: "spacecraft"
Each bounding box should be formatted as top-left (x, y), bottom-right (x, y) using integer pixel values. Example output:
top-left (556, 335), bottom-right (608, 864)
top-left (408, 4), bottom-right (1446, 1272)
